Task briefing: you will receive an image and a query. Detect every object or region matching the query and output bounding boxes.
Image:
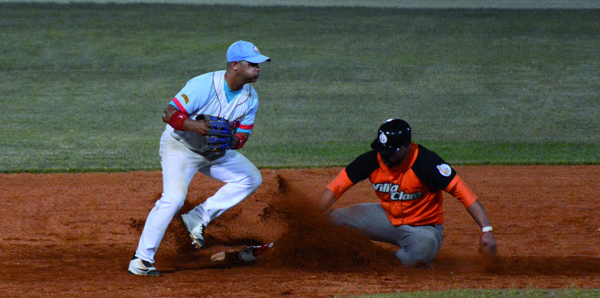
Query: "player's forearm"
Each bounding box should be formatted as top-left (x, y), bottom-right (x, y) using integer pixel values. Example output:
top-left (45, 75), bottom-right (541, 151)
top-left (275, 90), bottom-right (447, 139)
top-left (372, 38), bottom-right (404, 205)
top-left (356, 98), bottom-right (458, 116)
top-left (182, 119), bottom-right (208, 135)
top-left (468, 200), bottom-right (498, 256)
top-left (162, 105), bottom-right (208, 135)
top-left (317, 189), bottom-right (336, 214)
top-left (466, 200), bottom-right (492, 230)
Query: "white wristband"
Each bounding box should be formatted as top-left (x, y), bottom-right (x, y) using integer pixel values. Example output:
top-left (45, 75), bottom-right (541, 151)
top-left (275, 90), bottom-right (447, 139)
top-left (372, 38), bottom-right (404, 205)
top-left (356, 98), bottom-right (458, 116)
top-left (481, 226), bottom-right (493, 233)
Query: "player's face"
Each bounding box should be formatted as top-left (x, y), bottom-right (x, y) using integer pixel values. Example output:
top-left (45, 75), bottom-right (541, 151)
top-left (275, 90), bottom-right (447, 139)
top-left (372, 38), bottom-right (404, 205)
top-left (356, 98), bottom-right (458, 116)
top-left (380, 145), bottom-right (410, 167)
top-left (238, 61), bottom-right (261, 83)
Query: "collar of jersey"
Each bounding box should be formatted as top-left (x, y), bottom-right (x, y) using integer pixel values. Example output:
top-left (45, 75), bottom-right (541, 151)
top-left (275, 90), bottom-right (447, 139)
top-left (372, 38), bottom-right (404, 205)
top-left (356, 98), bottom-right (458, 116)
top-left (224, 81), bottom-right (242, 103)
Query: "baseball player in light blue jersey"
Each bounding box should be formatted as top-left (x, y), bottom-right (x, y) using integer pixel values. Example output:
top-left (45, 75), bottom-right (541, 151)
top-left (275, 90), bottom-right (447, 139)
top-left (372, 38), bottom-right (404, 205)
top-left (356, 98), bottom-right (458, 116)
top-left (128, 40), bottom-right (270, 276)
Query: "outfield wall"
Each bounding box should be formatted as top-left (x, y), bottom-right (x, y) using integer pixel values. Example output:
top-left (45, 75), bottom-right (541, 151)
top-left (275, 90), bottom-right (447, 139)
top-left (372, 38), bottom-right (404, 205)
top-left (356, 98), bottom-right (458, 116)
top-left (1, 0), bottom-right (599, 9)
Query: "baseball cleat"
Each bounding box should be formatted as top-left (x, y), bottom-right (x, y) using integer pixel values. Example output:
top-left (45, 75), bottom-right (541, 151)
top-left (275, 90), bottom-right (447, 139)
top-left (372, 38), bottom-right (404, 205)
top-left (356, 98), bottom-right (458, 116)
top-left (180, 213), bottom-right (205, 249)
top-left (128, 256), bottom-right (161, 276)
top-left (238, 242), bottom-right (274, 263)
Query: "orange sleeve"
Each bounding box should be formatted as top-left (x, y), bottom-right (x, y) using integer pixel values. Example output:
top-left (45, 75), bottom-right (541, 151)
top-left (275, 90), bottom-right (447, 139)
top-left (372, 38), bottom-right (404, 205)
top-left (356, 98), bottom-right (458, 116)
top-left (326, 169), bottom-right (355, 200)
top-left (444, 175), bottom-right (478, 208)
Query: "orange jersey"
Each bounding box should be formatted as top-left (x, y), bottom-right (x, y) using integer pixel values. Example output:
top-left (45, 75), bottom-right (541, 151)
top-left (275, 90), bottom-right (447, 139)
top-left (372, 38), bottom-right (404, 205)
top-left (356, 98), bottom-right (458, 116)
top-left (327, 144), bottom-right (478, 226)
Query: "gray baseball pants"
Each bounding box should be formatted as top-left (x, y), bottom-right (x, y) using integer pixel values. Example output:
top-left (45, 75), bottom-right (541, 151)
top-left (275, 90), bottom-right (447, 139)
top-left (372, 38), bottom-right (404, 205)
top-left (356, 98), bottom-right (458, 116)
top-left (329, 203), bottom-right (443, 267)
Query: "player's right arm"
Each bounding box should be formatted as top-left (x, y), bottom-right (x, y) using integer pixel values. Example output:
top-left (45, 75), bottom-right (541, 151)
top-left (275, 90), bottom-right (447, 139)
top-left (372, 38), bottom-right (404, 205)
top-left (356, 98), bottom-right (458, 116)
top-left (163, 73), bottom-right (215, 135)
top-left (316, 168), bottom-right (355, 214)
top-left (317, 189), bottom-right (336, 214)
top-left (162, 104), bottom-right (209, 136)
top-left (317, 151), bottom-right (379, 213)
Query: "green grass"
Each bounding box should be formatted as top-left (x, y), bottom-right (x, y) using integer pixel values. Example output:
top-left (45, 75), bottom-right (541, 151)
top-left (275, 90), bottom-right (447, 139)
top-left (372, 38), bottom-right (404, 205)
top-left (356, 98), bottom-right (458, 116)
top-left (1, 4), bottom-right (599, 172)
top-left (347, 288), bottom-right (600, 298)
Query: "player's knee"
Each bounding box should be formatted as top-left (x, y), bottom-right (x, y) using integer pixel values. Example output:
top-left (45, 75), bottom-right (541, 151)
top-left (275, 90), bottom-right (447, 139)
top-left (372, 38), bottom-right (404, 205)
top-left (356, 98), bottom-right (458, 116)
top-left (397, 256), bottom-right (427, 268)
top-left (159, 192), bottom-right (187, 209)
top-left (328, 210), bottom-right (345, 226)
top-left (395, 235), bottom-right (440, 267)
top-left (395, 249), bottom-right (432, 267)
top-left (328, 210), bottom-right (360, 231)
top-left (415, 234), bottom-right (438, 250)
top-left (244, 170), bottom-right (262, 191)
top-left (152, 196), bottom-right (186, 223)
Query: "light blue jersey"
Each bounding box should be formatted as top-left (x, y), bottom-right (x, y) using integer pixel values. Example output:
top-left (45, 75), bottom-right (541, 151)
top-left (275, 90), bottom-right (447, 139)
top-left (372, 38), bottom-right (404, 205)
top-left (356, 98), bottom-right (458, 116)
top-left (169, 71), bottom-right (258, 134)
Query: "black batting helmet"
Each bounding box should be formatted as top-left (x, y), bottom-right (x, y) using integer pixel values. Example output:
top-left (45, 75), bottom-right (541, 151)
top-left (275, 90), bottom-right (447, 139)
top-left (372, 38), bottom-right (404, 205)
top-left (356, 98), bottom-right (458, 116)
top-left (370, 119), bottom-right (411, 155)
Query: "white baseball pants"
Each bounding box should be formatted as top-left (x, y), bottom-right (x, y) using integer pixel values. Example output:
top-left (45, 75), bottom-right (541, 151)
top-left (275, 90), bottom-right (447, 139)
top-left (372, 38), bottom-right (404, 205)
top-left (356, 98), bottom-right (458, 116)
top-left (135, 130), bottom-right (262, 263)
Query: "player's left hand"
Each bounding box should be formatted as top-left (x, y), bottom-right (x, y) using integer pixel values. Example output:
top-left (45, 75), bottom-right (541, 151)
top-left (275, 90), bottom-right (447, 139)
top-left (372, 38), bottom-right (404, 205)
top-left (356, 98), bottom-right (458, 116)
top-left (479, 232), bottom-right (497, 256)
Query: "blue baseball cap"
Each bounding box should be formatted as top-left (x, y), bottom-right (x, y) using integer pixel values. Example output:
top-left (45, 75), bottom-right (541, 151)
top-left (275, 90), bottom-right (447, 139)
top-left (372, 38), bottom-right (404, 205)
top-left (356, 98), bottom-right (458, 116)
top-left (226, 40), bottom-right (271, 63)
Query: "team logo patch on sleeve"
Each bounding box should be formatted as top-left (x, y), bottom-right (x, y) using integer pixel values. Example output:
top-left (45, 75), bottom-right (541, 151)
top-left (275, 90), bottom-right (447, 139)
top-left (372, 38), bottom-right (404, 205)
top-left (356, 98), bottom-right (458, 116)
top-left (182, 94), bottom-right (190, 104)
top-left (436, 164), bottom-right (452, 177)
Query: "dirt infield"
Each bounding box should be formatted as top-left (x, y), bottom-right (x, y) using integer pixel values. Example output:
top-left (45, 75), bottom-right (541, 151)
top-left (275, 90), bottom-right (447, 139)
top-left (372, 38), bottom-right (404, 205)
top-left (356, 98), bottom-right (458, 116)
top-left (1, 166), bottom-right (599, 297)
